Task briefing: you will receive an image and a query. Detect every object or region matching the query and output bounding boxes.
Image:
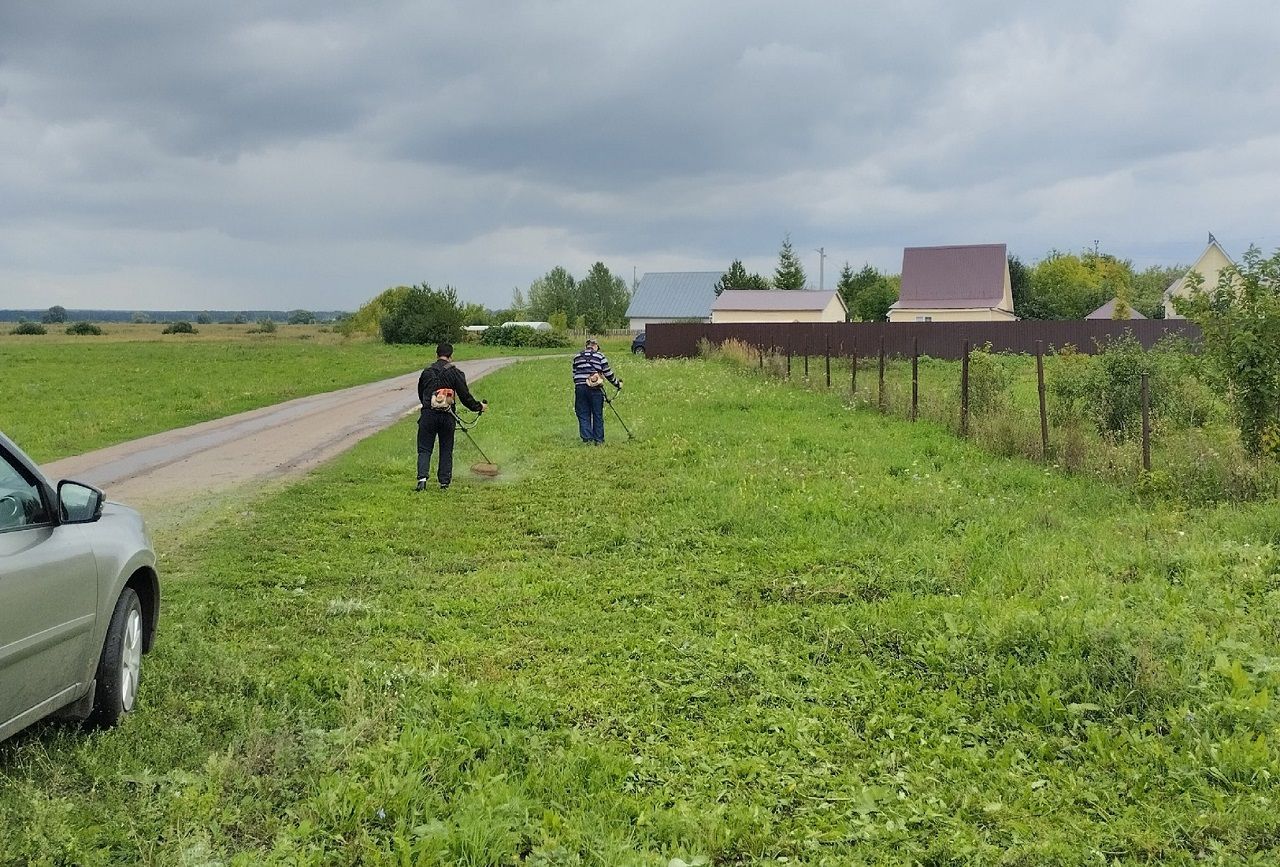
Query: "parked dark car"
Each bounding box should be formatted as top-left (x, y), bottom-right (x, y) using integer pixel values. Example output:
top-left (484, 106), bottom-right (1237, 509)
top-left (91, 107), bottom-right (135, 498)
top-left (0, 431), bottom-right (159, 742)
top-left (631, 332), bottom-right (646, 355)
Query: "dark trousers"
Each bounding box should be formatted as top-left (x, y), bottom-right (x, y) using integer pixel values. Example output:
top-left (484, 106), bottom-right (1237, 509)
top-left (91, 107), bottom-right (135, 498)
top-left (574, 384), bottom-right (606, 443)
top-left (417, 410), bottom-right (456, 484)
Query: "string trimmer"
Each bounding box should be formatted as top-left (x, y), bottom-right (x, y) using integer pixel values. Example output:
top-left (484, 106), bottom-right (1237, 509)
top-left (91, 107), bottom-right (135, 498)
top-left (452, 406), bottom-right (500, 476)
top-left (602, 386), bottom-right (634, 440)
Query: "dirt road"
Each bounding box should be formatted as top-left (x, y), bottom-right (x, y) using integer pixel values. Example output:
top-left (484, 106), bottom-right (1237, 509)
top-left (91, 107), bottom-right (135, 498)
top-left (41, 357), bottom-right (518, 529)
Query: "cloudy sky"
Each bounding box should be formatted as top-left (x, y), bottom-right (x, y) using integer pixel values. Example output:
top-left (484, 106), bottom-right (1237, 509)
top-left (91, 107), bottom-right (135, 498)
top-left (2, 1), bottom-right (1278, 312)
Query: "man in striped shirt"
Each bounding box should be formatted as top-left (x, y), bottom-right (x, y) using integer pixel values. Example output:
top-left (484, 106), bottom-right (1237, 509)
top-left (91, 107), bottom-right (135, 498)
top-left (572, 337), bottom-right (622, 444)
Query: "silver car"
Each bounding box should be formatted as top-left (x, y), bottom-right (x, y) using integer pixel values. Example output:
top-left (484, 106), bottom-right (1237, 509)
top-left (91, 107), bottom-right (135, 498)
top-left (0, 431), bottom-right (159, 742)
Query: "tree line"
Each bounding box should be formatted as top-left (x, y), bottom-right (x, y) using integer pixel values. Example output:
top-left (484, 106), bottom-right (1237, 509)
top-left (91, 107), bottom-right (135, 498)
top-left (343, 261), bottom-right (632, 346)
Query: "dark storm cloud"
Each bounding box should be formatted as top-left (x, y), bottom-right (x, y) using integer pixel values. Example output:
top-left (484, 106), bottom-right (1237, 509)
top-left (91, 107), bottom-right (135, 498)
top-left (1, 0), bottom-right (1278, 309)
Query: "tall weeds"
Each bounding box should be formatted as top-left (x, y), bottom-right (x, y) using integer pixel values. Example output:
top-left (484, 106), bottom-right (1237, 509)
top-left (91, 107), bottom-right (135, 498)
top-left (699, 336), bottom-right (1280, 503)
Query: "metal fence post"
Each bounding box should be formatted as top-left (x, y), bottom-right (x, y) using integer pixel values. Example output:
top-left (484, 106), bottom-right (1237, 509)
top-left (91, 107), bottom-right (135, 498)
top-left (1141, 373), bottom-right (1151, 471)
top-left (825, 338), bottom-right (831, 388)
top-left (960, 341), bottom-right (970, 436)
top-left (911, 337), bottom-right (919, 422)
top-left (878, 336), bottom-right (887, 412)
top-left (1036, 341), bottom-right (1049, 460)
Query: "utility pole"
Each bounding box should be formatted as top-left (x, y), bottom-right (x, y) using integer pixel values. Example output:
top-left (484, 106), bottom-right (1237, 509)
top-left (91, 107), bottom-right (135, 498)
top-left (814, 246), bottom-right (827, 291)
top-left (632, 265), bottom-right (637, 292)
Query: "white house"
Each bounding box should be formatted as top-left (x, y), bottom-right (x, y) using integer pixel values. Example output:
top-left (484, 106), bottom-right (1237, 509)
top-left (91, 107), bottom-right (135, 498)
top-left (710, 290), bottom-right (847, 324)
top-left (1163, 235), bottom-right (1235, 318)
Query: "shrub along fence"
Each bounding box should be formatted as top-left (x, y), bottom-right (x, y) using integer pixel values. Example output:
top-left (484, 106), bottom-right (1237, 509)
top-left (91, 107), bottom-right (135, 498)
top-left (647, 320), bottom-right (1200, 361)
top-left (698, 334), bottom-right (1279, 503)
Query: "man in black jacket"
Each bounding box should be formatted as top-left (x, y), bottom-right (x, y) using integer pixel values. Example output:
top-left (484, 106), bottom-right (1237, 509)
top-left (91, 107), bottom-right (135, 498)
top-left (416, 343), bottom-right (486, 491)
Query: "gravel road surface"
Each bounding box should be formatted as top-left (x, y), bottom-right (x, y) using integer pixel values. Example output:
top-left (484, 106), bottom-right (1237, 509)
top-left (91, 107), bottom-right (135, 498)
top-left (41, 357), bottom-right (518, 524)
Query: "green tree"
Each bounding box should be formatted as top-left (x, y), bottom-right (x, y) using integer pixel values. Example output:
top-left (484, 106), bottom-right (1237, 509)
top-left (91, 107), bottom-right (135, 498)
top-left (459, 302), bottom-right (490, 326)
top-left (287, 309), bottom-right (316, 325)
top-left (1009, 254), bottom-right (1042, 319)
top-left (42, 305), bottom-right (67, 324)
top-left (575, 262), bottom-right (630, 330)
top-left (342, 285), bottom-right (412, 336)
top-left (509, 287), bottom-right (529, 318)
top-left (196, 312), bottom-right (214, 325)
top-left (714, 260), bottom-right (769, 294)
top-left (1132, 264), bottom-right (1184, 319)
top-left (837, 263), bottom-right (898, 322)
top-left (527, 267), bottom-right (576, 322)
top-left (379, 283), bottom-right (465, 346)
top-left (1175, 245), bottom-right (1280, 456)
top-left (773, 233), bottom-right (807, 290)
top-left (715, 260), bottom-right (751, 296)
top-left (1026, 249), bottom-right (1138, 319)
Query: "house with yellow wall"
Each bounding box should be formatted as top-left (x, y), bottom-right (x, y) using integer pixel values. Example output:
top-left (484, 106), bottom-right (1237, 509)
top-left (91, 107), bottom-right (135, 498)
top-left (1163, 235), bottom-right (1235, 318)
top-left (711, 290), bottom-right (847, 324)
top-left (887, 243), bottom-right (1015, 322)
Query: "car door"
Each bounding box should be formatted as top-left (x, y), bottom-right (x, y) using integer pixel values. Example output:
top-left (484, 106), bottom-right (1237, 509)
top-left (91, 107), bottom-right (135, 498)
top-left (0, 450), bottom-right (98, 728)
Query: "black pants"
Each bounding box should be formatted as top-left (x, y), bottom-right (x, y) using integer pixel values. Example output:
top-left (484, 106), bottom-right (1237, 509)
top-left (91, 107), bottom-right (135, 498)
top-left (417, 410), bottom-right (456, 485)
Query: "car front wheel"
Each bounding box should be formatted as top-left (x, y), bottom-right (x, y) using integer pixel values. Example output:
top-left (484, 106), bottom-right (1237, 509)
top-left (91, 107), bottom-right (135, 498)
top-left (87, 588), bottom-right (144, 729)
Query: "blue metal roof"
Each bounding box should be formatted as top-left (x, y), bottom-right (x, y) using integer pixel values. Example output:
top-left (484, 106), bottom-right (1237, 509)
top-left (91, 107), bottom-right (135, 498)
top-left (625, 272), bottom-right (722, 320)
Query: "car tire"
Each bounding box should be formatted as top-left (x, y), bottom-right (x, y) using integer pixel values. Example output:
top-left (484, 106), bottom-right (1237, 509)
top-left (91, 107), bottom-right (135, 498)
top-left (87, 588), bottom-right (144, 729)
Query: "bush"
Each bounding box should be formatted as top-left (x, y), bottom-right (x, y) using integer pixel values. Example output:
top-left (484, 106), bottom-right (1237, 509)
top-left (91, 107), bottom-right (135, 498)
top-left (247, 319), bottom-right (276, 334)
top-left (967, 343), bottom-right (1010, 414)
top-left (479, 325), bottom-right (570, 348)
top-left (10, 321), bottom-right (47, 335)
top-left (196, 313), bottom-right (213, 325)
top-left (65, 321), bottom-right (103, 336)
top-left (379, 284), bottom-right (465, 345)
top-left (162, 321), bottom-right (198, 335)
top-left (1046, 344), bottom-right (1096, 426)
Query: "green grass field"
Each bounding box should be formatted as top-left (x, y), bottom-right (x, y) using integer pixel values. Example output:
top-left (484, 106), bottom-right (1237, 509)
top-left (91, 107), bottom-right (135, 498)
top-left (0, 325), bottom-right (601, 462)
top-left (3, 354), bottom-right (1280, 864)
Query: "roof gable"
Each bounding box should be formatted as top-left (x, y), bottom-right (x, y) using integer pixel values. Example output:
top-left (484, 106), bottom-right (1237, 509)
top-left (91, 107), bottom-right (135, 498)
top-left (1166, 238), bottom-right (1235, 298)
top-left (625, 272), bottom-right (721, 319)
top-left (1086, 298), bottom-right (1146, 320)
top-left (898, 244), bottom-right (1011, 309)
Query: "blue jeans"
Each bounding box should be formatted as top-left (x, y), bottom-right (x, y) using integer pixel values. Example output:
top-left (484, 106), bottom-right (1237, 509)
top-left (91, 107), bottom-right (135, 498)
top-left (574, 384), bottom-right (605, 443)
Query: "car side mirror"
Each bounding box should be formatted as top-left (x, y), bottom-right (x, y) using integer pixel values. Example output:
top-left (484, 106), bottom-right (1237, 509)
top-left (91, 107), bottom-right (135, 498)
top-left (58, 480), bottom-right (104, 524)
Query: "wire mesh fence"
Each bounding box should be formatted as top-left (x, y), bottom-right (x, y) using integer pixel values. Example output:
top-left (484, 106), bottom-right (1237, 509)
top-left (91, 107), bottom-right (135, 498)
top-left (700, 335), bottom-right (1280, 502)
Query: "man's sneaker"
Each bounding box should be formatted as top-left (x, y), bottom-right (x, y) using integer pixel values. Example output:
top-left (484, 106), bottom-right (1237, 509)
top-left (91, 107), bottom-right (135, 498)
top-left (414, 479), bottom-right (427, 492)
top-left (439, 483), bottom-right (450, 491)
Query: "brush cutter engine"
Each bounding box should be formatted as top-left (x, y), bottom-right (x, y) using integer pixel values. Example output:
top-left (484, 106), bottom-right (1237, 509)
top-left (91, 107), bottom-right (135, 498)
top-left (429, 387), bottom-right (456, 411)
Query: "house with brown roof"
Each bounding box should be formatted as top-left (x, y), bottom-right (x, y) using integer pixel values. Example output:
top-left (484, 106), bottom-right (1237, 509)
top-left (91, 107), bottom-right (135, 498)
top-left (888, 243), bottom-right (1015, 322)
top-left (1163, 235), bottom-right (1235, 319)
top-left (711, 289), bottom-right (847, 324)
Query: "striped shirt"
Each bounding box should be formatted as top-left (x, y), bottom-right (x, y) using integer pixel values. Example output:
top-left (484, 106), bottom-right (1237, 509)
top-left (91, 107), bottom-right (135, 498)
top-left (572, 348), bottom-right (620, 387)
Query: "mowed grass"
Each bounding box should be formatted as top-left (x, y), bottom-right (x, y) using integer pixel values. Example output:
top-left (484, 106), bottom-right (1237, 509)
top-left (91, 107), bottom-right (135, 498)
top-left (0, 325), bottom-right (580, 462)
top-left (3, 356), bottom-right (1280, 864)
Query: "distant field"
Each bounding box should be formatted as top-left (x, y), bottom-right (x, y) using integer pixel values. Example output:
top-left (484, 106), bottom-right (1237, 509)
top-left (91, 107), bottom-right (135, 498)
top-left (0, 324), bottom-right (601, 462)
top-left (3, 356), bottom-right (1278, 863)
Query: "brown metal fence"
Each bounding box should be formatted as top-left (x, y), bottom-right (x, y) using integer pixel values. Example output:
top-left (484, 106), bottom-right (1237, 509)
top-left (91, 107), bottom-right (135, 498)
top-left (645, 320), bottom-right (1201, 360)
